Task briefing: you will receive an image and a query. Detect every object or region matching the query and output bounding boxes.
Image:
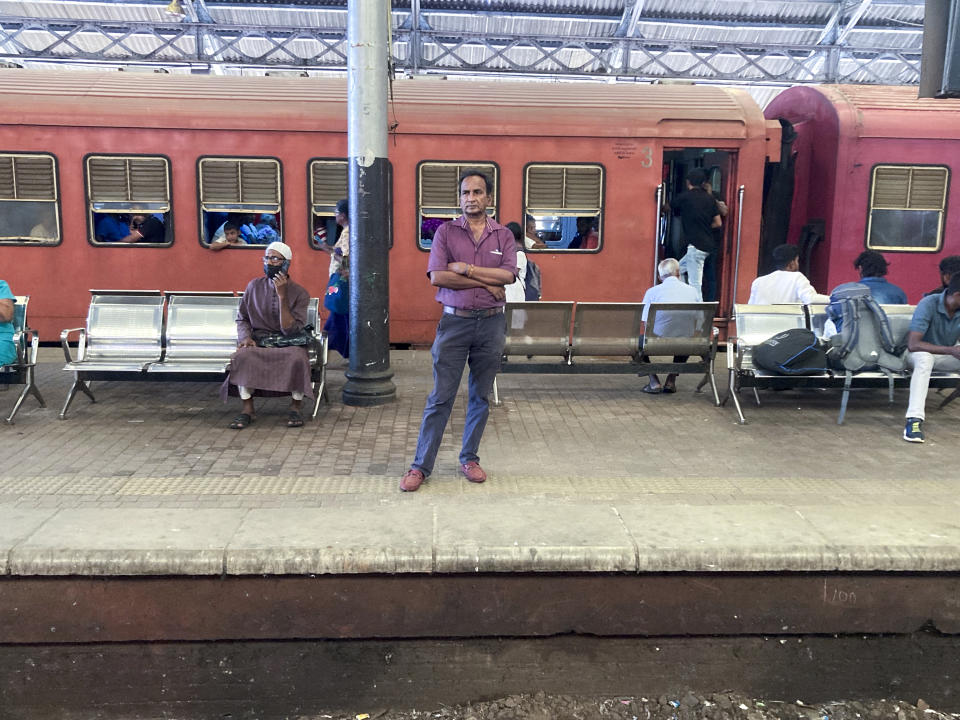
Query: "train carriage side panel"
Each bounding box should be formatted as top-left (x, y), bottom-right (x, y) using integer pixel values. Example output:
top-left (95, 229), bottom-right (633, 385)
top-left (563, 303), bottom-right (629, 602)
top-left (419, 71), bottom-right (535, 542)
top-left (0, 70), bottom-right (769, 342)
top-left (767, 85), bottom-right (960, 303)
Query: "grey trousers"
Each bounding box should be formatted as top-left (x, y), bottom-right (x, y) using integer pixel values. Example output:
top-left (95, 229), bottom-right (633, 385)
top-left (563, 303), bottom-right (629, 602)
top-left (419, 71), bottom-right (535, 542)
top-left (411, 311), bottom-right (506, 476)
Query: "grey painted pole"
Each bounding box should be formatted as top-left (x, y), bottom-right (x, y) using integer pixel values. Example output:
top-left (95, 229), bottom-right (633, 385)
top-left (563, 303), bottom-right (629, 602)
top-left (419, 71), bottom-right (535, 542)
top-left (343, 0), bottom-right (396, 406)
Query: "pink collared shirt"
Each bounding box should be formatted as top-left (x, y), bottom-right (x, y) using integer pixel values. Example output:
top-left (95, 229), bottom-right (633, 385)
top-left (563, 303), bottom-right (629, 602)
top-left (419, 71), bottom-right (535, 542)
top-left (427, 215), bottom-right (518, 310)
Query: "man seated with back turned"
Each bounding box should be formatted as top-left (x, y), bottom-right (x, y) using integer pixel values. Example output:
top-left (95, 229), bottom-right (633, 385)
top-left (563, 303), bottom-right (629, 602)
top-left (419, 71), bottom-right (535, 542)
top-left (902, 274), bottom-right (960, 443)
top-left (749, 244), bottom-right (830, 305)
top-left (221, 242), bottom-right (313, 429)
top-left (845, 250), bottom-right (907, 304)
top-left (639, 257), bottom-right (700, 395)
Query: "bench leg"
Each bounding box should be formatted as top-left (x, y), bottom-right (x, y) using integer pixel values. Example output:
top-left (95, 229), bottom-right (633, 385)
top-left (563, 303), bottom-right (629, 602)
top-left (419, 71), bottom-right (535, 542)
top-left (492, 376), bottom-right (501, 407)
top-left (939, 385), bottom-right (960, 410)
top-left (311, 367), bottom-right (327, 420)
top-left (59, 378), bottom-right (95, 420)
top-left (727, 368), bottom-right (747, 424)
top-left (837, 372), bottom-right (852, 425)
top-left (752, 387), bottom-right (761, 407)
top-left (4, 369), bottom-right (46, 425)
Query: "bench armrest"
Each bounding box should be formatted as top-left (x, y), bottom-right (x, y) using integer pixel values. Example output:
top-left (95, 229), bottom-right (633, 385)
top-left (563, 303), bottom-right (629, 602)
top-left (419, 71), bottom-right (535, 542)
top-left (60, 327), bottom-right (86, 364)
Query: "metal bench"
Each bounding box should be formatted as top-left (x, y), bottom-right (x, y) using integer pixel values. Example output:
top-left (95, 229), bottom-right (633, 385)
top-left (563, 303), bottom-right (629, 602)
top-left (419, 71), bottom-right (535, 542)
top-left (146, 293), bottom-right (240, 374)
top-left (724, 304), bottom-right (814, 424)
top-left (60, 291), bottom-right (328, 420)
top-left (636, 301), bottom-right (720, 405)
top-left (60, 291), bottom-right (165, 419)
top-left (728, 302), bottom-right (960, 424)
top-left (1, 295), bottom-right (46, 424)
top-left (493, 300), bottom-right (719, 406)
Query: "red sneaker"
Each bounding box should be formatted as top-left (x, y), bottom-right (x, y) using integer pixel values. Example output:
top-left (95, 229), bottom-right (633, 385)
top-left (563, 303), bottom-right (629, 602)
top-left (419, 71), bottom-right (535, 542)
top-left (460, 461), bottom-right (487, 483)
top-left (400, 468), bottom-right (425, 492)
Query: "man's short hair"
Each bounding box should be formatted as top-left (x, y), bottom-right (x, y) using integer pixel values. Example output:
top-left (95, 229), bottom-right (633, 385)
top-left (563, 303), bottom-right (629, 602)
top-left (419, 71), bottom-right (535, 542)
top-left (658, 257), bottom-right (680, 280)
top-left (853, 250), bottom-right (889, 278)
top-left (940, 255), bottom-right (960, 277)
top-left (223, 222), bottom-right (238, 233)
top-left (947, 273), bottom-right (960, 296)
top-left (685, 168), bottom-right (707, 187)
top-left (336, 198), bottom-right (349, 219)
top-left (772, 244), bottom-right (800, 270)
top-left (459, 169), bottom-right (493, 195)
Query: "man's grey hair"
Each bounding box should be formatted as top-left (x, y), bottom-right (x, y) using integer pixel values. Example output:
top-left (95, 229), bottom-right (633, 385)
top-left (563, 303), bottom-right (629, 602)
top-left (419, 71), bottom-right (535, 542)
top-left (658, 257), bottom-right (680, 280)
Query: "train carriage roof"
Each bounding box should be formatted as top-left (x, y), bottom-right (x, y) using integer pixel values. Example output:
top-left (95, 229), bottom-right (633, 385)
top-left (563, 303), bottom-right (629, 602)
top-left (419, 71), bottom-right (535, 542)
top-left (765, 84), bottom-right (960, 141)
top-left (0, 69), bottom-right (765, 140)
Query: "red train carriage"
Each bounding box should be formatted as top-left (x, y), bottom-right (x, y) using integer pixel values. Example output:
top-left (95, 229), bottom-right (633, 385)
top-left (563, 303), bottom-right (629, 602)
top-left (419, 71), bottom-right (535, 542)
top-left (0, 70), bottom-right (772, 344)
top-left (764, 84), bottom-right (960, 301)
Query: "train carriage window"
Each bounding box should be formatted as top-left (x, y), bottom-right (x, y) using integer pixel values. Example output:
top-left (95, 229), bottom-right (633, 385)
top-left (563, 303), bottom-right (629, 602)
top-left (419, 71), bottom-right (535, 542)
top-left (0, 153), bottom-right (60, 245)
top-left (524, 163), bottom-right (603, 251)
top-left (198, 157), bottom-right (282, 248)
top-left (309, 158), bottom-right (393, 250)
top-left (418, 162), bottom-right (498, 250)
top-left (87, 155), bottom-right (171, 246)
top-left (866, 165), bottom-right (949, 252)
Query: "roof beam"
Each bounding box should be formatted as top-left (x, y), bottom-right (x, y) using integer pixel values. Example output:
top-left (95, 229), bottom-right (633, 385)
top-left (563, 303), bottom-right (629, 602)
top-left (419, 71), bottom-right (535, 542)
top-left (836, 0), bottom-right (875, 44)
top-left (612, 0), bottom-right (644, 38)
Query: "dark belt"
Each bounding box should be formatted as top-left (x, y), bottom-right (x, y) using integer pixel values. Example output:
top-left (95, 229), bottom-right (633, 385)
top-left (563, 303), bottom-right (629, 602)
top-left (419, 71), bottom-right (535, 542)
top-left (443, 305), bottom-right (504, 319)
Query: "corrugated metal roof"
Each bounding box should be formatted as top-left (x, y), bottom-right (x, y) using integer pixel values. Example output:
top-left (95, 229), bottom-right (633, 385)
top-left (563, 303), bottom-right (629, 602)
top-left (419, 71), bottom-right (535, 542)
top-left (0, 0), bottom-right (929, 102)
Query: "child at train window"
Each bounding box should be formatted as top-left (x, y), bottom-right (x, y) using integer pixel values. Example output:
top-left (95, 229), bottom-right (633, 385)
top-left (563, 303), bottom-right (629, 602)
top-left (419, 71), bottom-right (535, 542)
top-left (209, 222), bottom-right (246, 251)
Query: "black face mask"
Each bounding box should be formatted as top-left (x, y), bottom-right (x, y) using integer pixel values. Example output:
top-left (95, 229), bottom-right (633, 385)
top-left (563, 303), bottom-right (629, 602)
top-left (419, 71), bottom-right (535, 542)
top-left (264, 258), bottom-right (290, 278)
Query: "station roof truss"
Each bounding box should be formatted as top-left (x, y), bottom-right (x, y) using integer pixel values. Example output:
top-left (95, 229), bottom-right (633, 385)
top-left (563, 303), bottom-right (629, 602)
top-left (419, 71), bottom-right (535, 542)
top-left (0, 0), bottom-right (926, 90)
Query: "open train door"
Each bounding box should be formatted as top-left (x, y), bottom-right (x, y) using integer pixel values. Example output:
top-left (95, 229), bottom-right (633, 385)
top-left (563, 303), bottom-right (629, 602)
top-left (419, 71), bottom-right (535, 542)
top-left (660, 148), bottom-right (736, 322)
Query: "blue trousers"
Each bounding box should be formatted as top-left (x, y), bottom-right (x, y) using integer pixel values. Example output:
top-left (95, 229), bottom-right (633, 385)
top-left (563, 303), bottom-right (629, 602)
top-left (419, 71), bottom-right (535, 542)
top-left (411, 312), bottom-right (506, 476)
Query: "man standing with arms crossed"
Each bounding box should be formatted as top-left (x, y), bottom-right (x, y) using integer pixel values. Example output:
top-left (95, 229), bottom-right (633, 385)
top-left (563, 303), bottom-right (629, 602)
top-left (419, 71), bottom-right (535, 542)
top-left (401, 170), bottom-right (518, 492)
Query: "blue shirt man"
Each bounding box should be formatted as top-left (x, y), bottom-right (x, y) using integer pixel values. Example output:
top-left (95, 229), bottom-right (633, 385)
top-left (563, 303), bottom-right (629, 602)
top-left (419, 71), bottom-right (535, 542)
top-left (903, 275), bottom-right (960, 443)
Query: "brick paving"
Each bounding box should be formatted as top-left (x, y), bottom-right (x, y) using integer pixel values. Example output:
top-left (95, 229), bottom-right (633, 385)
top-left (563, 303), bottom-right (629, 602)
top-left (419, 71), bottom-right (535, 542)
top-left (2, 348), bottom-right (960, 575)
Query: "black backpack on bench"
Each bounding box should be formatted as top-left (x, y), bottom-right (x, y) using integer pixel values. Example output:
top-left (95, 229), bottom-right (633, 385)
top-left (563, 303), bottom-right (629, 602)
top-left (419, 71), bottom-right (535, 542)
top-left (752, 328), bottom-right (827, 375)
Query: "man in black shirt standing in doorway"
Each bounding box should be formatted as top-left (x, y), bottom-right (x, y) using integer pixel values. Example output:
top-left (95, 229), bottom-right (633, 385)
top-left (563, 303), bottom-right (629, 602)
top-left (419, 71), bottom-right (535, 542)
top-left (667, 169), bottom-right (721, 302)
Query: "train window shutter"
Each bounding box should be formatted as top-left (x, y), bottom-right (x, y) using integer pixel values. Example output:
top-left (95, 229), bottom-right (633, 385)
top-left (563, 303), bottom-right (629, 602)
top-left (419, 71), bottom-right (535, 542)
top-left (868, 165), bottom-right (948, 252)
top-left (418, 162), bottom-right (497, 215)
top-left (88, 156), bottom-right (169, 208)
top-left (200, 158), bottom-right (281, 211)
top-left (526, 164), bottom-right (603, 215)
top-left (310, 160), bottom-right (347, 212)
top-left (0, 153), bottom-right (60, 244)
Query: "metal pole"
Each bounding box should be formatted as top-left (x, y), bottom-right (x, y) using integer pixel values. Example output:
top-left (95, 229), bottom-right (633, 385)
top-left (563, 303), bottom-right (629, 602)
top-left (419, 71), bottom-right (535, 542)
top-left (343, 0), bottom-right (396, 406)
top-left (653, 183), bottom-right (663, 286)
top-left (731, 185), bottom-right (745, 305)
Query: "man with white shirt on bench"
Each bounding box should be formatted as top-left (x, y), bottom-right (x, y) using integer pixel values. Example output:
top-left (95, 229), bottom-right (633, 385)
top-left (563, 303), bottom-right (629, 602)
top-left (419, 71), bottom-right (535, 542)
top-left (749, 244), bottom-right (829, 305)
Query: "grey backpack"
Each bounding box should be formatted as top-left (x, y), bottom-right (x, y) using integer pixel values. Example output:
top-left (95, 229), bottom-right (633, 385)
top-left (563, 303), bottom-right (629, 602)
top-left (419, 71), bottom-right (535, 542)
top-left (825, 283), bottom-right (906, 374)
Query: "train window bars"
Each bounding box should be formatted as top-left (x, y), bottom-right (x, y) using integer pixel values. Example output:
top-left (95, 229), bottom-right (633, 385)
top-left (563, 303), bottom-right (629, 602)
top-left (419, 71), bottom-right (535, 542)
top-left (0, 152), bottom-right (60, 245)
top-left (524, 163), bottom-right (604, 252)
top-left (86, 155), bottom-right (171, 246)
top-left (866, 165), bottom-right (949, 253)
top-left (198, 157), bottom-right (282, 248)
top-left (308, 158), bottom-right (394, 251)
top-left (417, 161), bottom-right (498, 250)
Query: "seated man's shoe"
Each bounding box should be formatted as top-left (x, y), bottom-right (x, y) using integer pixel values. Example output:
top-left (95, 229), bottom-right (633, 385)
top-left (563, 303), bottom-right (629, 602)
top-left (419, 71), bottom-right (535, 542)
top-left (903, 417), bottom-right (925, 443)
top-left (400, 468), bottom-right (425, 492)
top-left (460, 461), bottom-right (487, 483)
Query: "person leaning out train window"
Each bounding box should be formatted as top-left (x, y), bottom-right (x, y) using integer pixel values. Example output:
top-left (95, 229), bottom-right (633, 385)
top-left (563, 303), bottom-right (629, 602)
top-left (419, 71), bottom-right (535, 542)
top-left (209, 222), bottom-right (245, 251)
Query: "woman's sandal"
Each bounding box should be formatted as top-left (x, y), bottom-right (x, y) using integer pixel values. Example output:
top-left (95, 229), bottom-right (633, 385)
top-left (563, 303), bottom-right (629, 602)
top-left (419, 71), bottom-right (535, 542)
top-left (287, 410), bottom-right (305, 428)
top-left (229, 413), bottom-right (254, 430)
